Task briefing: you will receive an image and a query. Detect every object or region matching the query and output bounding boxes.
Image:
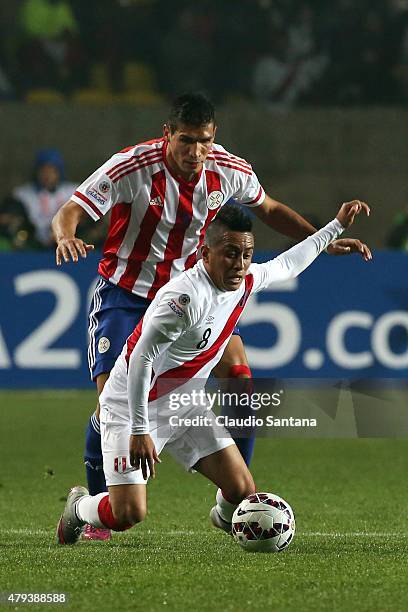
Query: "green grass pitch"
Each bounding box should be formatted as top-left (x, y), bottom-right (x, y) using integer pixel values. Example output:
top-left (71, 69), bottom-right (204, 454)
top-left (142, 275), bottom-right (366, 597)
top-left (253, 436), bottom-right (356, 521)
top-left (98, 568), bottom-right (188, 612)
top-left (0, 390), bottom-right (407, 611)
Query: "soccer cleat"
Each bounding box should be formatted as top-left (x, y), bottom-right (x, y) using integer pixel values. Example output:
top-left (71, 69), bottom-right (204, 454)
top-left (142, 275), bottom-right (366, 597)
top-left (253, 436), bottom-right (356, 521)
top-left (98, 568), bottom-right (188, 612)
top-left (56, 486), bottom-right (88, 545)
top-left (82, 524), bottom-right (111, 541)
top-left (210, 506), bottom-right (232, 534)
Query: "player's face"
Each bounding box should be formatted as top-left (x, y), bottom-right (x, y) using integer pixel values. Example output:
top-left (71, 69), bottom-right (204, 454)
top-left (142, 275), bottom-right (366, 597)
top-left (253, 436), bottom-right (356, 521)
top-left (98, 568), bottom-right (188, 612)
top-left (164, 122), bottom-right (216, 181)
top-left (203, 231), bottom-right (254, 291)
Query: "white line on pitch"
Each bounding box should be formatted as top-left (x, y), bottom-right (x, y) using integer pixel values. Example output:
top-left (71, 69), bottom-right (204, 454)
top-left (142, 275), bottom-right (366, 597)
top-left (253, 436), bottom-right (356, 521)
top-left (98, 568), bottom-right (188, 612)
top-left (0, 529), bottom-right (407, 538)
top-left (302, 532), bottom-right (407, 537)
top-left (0, 528), bottom-right (50, 535)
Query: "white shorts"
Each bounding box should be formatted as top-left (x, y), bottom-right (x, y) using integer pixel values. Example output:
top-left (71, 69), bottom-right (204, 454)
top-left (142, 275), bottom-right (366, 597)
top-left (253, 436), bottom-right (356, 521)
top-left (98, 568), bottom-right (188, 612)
top-left (100, 402), bottom-right (235, 486)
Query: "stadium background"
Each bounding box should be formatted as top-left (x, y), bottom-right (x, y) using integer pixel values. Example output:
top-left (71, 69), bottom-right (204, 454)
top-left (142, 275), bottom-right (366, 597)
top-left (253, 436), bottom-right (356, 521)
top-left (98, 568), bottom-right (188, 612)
top-left (1, 3), bottom-right (408, 610)
top-left (1, 0), bottom-right (407, 387)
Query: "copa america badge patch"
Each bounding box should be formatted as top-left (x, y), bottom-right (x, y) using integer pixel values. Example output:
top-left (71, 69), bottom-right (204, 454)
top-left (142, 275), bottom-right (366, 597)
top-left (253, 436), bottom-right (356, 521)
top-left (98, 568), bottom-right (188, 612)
top-left (178, 294), bottom-right (190, 306)
top-left (98, 179), bottom-right (111, 194)
top-left (206, 190), bottom-right (223, 210)
top-left (98, 337), bottom-right (110, 353)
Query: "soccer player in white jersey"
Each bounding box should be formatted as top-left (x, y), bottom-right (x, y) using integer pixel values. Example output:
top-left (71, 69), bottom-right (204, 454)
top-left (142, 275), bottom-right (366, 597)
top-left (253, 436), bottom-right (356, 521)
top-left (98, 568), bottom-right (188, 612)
top-left (52, 93), bottom-right (371, 540)
top-left (56, 200), bottom-right (370, 544)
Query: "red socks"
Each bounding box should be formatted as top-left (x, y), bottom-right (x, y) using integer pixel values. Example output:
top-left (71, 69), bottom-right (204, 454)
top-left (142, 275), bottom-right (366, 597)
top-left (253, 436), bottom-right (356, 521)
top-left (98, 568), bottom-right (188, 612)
top-left (98, 495), bottom-right (132, 532)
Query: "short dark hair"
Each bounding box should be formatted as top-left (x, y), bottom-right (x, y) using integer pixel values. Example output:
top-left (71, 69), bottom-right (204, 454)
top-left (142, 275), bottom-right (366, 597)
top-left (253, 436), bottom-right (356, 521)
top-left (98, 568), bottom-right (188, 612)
top-left (205, 204), bottom-right (253, 246)
top-left (168, 93), bottom-right (215, 132)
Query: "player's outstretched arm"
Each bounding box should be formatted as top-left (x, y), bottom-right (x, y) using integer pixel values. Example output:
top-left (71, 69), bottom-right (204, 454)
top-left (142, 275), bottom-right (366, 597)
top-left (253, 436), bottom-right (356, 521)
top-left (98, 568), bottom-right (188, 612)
top-left (328, 200), bottom-right (371, 259)
top-left (253, 194), bottom-right (371, 261)
top-left (252, 199), bottom-right (371, 292)
top-left (52, 200), bottom-right (95, 265)
top-left (336, 200), bottom-right (369, 229)
top-left (327, 237), bottom-right (371, 260)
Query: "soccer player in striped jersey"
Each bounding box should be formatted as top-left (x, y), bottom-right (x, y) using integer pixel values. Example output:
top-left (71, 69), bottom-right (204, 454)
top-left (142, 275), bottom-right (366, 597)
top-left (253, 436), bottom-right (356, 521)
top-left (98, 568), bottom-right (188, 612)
top-left (56, 200), bottom-right (370, 544)
top-left (52, 93), bottom-right (371, 540)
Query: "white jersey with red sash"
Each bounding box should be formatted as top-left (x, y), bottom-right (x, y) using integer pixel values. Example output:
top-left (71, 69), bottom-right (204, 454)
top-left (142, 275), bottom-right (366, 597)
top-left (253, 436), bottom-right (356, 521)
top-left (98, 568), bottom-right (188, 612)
top-left (98, 218), bottom-right (344, 435)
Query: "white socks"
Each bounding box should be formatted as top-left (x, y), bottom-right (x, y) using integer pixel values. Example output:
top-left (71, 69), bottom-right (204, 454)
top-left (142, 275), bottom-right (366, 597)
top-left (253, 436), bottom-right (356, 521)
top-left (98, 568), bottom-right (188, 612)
top-left (76, 492), bottom-right (108, 528)
top-left (216, 489), bottom-right (237, 523)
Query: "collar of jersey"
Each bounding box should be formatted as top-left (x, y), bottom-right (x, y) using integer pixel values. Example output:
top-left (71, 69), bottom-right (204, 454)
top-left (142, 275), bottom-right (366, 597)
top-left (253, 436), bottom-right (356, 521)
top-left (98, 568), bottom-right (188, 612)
top-left (162, 139), bottom-right (203, 187)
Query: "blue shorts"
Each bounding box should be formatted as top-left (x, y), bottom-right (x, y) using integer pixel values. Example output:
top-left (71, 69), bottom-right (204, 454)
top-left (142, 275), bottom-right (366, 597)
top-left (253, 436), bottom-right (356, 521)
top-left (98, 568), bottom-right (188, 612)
top-left (88, 277), bottom-right (242, 382)
top-left (88, 277), bottom-right (150, 381)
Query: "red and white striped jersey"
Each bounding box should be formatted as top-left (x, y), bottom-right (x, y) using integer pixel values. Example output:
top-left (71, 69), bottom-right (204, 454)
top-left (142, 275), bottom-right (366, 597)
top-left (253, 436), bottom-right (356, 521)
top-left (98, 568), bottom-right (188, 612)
top-left (71, 138), bottom-right (265, 299)
top-left (98, 219), bottom-right (344, 434)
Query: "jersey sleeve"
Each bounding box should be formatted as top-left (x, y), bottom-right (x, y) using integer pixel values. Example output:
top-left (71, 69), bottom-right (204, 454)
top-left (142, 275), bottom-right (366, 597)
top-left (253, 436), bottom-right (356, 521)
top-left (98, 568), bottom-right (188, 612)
top-left (232, 167), bottom-right (265, 208)
top-left (249, 219), bottom-right (344, 293)
top-left (71, 153), bottom-right (136, 220)
top-left (127, 286), bottom-right (200, 435)
top-left (148, 285), bottom-right (200, 340)
top-left (127, 325), bottom-right (173, 435)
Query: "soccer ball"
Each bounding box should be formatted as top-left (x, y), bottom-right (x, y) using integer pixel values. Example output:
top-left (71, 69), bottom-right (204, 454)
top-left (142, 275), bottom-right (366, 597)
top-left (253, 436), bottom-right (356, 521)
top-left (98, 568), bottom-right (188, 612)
top-left (231, 492), bottom-right (295, 552)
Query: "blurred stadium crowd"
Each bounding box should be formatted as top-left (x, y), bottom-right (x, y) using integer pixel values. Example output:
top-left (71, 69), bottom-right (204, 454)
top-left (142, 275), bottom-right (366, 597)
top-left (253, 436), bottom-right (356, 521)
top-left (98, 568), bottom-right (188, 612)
top-left (0, 148), bottom-right (107, 251)
top-left (1, 143), bottom-right (406, 253)
top-left (1, 0), bottom-right (408, 106)
top-left (1, 0), bottom-right (408, 252)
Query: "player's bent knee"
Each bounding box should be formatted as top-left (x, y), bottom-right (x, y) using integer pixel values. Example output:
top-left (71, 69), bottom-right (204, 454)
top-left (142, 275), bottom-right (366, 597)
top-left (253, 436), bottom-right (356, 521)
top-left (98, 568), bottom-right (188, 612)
top-left (112, 501), bottom-right (147, 527)
top-left (130, 503), bottom-right (147, 524)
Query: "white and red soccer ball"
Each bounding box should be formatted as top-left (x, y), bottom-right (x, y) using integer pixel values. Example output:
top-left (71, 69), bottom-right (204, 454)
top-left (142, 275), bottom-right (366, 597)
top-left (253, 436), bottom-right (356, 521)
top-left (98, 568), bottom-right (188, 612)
top-left (232, 492), bottom-right (295, 552)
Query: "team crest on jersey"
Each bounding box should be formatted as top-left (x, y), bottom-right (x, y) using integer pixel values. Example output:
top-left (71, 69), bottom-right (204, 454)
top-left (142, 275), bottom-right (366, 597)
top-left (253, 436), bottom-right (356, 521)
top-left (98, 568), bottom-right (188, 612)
top-left (98, 337), bottom-right (111, 353)
top-left (207, 190), bottom-right (223, 210)
top-left (98, 179), bottom-right (111, 194)
top-left (114, 456), bottom-right (131, 473)
top-left (178, 294), bottom-right (190, 306)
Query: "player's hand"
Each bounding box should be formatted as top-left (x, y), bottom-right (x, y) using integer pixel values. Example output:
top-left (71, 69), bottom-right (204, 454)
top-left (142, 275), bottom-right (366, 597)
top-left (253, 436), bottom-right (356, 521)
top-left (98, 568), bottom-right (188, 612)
top-left (55, 238), bottom-right (94, 265)
top-left (327, 238), bottom-right (372, 261)
top-left (129, 434), bottom-right (161, 480)
top-left (336, 200), bottom-right (370, 229)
